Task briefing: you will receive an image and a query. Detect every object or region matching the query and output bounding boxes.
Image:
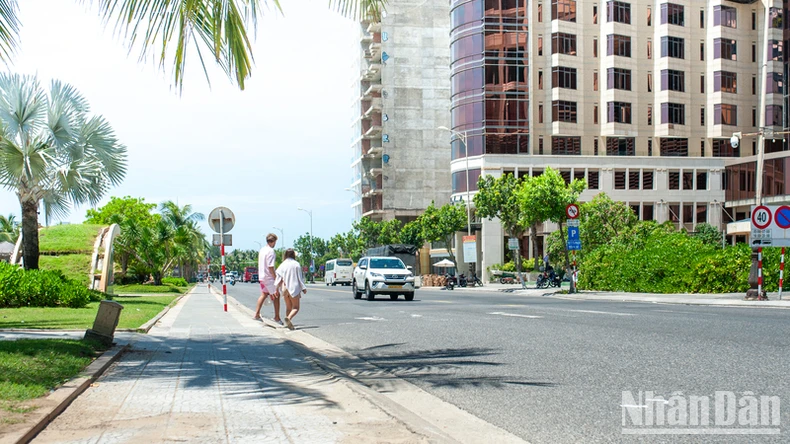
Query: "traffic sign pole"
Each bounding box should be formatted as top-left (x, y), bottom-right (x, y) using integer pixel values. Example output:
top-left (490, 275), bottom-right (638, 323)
top-left (758, 247), bottom-right (763, 300)
top-left (220, 210), bottom-right (227, 312)
top-left (780, 247), bottom-right (785, 300)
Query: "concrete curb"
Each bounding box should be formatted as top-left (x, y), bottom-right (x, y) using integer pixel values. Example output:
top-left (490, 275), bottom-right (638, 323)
top-left (216, 288), bottom-right (526, 444)
top-left (549, 293), bottom-right (790, 308)
top-left (1, 343), bottom-right (130, 444)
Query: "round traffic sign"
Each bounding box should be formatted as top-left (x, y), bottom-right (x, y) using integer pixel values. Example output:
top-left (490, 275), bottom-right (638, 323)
top-left (566, 204), bottom-right (580, 219)
top-left (209, 206), bottom-right (235, 233)
top-left (752, 205), bottom-right (772, 230)
top-left (776, 206), bottom-right (790, 229)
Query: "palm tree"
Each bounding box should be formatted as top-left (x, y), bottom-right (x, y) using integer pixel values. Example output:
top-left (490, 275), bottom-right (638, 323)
top-left (0, 213), bottom-right (19, 243)
top-left (0, 74), bottom-right (127, 269)
top-left (0, 1), bottom-right (384, 91)
top-left (160, 201), bottom-right (206, 280)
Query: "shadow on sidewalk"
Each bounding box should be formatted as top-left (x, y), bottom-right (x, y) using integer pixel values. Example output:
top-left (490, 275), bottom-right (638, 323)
top-left (121, 333), bottom-right (342, 408)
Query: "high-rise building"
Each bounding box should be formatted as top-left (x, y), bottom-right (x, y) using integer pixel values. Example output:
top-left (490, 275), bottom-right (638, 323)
top-left (450, 0), bottom-right (789, 276)
top-left (349, 1), bottom-right (452, 224)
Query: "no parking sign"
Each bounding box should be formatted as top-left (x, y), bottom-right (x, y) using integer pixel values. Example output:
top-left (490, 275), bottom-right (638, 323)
top-left (750, 205), bottom-right (790, 247)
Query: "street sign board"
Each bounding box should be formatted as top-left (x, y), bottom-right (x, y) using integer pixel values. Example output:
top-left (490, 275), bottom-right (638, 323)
top-left (566, 203), bottom-right (579, 219)
top-left (212, 234), bottom-right (232, 246)
top-left (463, 235), bottom-right (477, 263)
top-left (749, 205), bottom-right (790, 247)
top-left (567, 225), bottom-right (581, 250)
top-left (567, 219), bottom-right (580, 227)
top-left (209, 207), bottom-right (235, 233)
top-left (508, 238), bottom-right (519, 250)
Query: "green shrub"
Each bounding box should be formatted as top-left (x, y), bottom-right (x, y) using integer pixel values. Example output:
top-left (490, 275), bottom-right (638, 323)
top-left (577, 221), bottom-right (754, 294)
top-left (162, 277), bottom-right (188, 287)
top-left (0, 262), bottom-right (98, 308)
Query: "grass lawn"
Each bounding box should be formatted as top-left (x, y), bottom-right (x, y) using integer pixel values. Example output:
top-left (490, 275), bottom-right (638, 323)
top-left (38, 224), bottom-right (105, 254)
top-left (0, 295), bottom-right (180, 330)
top-left (38, 254), bottom-right (92, 286)
top-left (0, 338), bottom-right (104, 424)
top-left (114, 284), bottom-right (186, 295)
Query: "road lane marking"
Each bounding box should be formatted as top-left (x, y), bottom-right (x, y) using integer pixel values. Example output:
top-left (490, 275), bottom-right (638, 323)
top-left (489, 312), bottom-right (544, 319)
top-left (354, 316), bottom-right (385, 321)
top-left (565, 309), bottom-right (635, 316)
top-left (410, 314), bottom-right (422, 318)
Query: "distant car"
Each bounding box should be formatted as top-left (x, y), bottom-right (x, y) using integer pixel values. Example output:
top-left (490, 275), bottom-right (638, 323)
top-left (352, 256), bottom-right (415, 301)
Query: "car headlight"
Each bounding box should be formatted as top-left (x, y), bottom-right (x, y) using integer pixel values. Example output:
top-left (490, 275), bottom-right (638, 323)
top-left (370, 272), bottom-right (383, 278)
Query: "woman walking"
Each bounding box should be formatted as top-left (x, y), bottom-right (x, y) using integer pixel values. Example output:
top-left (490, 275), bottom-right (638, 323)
top-left (274, 249), bottom-right (308, 330)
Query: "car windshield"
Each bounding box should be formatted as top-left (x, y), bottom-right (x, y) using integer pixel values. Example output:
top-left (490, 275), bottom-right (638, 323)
top-left (337, 259), bottom-right (353, 266)
top-left (369, 258), bottom-right (406, 269)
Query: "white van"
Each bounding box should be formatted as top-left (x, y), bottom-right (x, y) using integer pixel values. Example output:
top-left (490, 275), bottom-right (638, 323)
top-left (325, 258), bottom-right (354, 286)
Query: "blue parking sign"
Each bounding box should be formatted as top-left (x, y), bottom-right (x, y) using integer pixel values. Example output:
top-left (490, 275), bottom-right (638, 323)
top-left (567, 226), bottom-right (581, 250)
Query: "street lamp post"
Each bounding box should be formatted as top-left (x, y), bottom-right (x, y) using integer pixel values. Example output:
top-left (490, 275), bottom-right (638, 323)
top-left (297, 208), bottom-right (314, 283)
top-left (438, 126), bottom-right (475, 278)
top-left (273, 227), bottom-right (284, 249)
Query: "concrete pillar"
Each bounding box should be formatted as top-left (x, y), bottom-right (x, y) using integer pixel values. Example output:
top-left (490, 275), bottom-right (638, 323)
top-left (481, 218), bottom-right (504, 282)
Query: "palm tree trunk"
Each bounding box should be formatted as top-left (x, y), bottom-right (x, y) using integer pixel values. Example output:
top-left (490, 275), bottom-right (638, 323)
top-left (20, 198), bottom-right (39, 270)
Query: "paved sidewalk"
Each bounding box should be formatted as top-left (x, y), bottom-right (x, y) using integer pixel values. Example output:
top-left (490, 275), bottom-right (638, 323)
top-left (30, 285), bottom-right (431, 444)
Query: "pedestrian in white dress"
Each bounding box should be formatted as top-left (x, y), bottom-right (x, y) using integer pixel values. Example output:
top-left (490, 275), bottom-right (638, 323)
top-left (274, 249), bottom-right (307, 330)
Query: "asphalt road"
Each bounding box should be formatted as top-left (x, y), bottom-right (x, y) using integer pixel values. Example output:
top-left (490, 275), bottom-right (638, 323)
top-left (225, 282), bottom-right (790, 443)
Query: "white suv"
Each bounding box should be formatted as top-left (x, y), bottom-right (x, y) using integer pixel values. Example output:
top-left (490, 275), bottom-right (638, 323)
top-left (352, 256), bottom-right (416, 301)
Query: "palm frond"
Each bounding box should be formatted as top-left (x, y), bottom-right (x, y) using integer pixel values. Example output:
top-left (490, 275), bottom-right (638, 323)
top-left (328, 0), bottom-right (385, 22)
top-left (0, 0), bottom-right (19, 62)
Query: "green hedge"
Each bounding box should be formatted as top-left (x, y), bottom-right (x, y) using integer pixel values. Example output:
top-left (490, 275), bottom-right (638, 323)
top-left (161, 277), bottom-right (188, 287)
top-left (577, 223), bottom-right (766, 294)
top-left (0, 262), bottom-right (103, 308)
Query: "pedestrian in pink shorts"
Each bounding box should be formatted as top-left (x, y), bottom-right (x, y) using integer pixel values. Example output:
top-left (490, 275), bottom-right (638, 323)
top-left (253, 233), bottom-right (281, 324)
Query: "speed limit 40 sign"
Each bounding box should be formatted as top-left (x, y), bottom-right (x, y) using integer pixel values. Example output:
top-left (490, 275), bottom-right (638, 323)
top-left (751, 205), bottom-right (771, 229)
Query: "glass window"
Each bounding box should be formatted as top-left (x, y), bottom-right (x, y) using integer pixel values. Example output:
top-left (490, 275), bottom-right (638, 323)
top-left (700, 107), bottom-right (705, 126)
top-left (606, 137), bottom-right (635, 155)
top-left (712, 139), bottom-right (739, 157)
top-left (714, 5), bottom-right (737, 28)
top-left (714, 38), bottom-right (737, 61)
top-left (647, 6), bottom-right (652, 26)
top-left (593, 104), bottom-right (599, 124)
top-left (593, 38), bottom-right (598, 57)
top-left (551, 136), bottom-right (581, 155)
top-left (551, 0), bottom-right (577, 22)
top-left (661, 36), bottom-right (685, 59)
top-left (607, 34), bottom-right (632, 57)
top-left (606, 1), bottom-right (630, 24)
top-left (607, 102), bottom-right (632, 124)
top-left (660, 69), bottom-right (685, 92)
top-left (766, 72), bottom-right (783, 94)
top-left (661, 139), bottom-right (689, 157)
top-left (552, 100), bottom-right (577, 123)
top-left (700, 8), bottom-right (704, 28)
top-left (769, 7), bottom-right (782, 29)
top-left (647, 104), bottom-right (652, 125)
top-left (714, 104), bottom-right (737, 126)
top-left (714, 71), bottom-right (737, 93)
top-left (766, 105), bottom-right (783, 126)
top-left (607, 68), bottom-right (631, 90)
top-left (661, 103), bottom-right (685, 125)
top-left (643, 171), bottom-right (654, 190)
top-left (661, 3), bottom-right (684, 26)
top-left (552, 33), bottom-right (577, 55)
top-left (767, 40), bottom-right (783, 62)
top-left (552, 66), bottom-right (577, 89)
top-left (697, 172), bottom-right (708, 190)
top-left (593, 5), bottom-right (597, 24)
top-left (669, 171), bottom-right (680, 189)
top-left (588, 170), bottom-right (599, 189)
top-left (614, 171), bottom-right (626, 189)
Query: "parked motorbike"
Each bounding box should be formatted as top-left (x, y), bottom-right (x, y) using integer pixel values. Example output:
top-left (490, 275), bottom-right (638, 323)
top-left (444, 273), bottom-right (457, 290)
top-left (458, 273), bottom-right (468, 287)
top-left (535, 267), bottom-right (561, 289)
top-left (469, 273), bottom-right (483, 287)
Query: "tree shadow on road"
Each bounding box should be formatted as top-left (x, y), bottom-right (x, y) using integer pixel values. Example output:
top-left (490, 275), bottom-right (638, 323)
top-left (322, 344), bottom-right (556, 390)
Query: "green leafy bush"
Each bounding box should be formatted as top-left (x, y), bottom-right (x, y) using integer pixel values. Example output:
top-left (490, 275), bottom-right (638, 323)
top-left (162, 277), bottom-right (188, 287)
top-left (0, 262), bottom-right (98, 308)
top-left (577, 221), bottom-right (755, 294)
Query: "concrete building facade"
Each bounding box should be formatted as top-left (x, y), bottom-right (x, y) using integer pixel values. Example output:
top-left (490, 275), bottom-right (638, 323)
top-left (350, 1), bottom-right (452, 224)
top-left (449, 0), bottom-right (789, 278)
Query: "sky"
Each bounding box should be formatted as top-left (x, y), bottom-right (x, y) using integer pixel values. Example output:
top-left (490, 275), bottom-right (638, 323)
top-left (1, 0), bottom-right (359, 251)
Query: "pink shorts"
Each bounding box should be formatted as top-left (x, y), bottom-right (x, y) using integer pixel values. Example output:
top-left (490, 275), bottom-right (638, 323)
top-left (260, 278), bottom-right (277, 295)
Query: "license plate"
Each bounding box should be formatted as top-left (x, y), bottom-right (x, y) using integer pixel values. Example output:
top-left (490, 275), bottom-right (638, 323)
top-left (389, 285), bottom-right (403, 289)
